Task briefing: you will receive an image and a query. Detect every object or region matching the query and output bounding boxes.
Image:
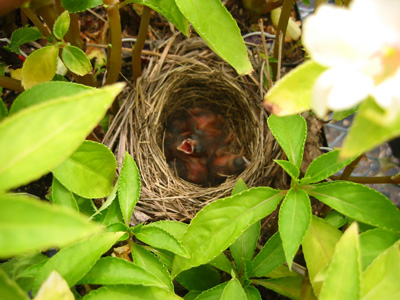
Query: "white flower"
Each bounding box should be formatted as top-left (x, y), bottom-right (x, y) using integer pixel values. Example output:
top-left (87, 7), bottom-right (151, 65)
top-left (302, 0), bottom-right (400, 118)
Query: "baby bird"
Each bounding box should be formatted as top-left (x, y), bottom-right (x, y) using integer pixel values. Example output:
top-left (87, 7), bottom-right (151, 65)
top-left (209, 151), bottom-right (250, 185)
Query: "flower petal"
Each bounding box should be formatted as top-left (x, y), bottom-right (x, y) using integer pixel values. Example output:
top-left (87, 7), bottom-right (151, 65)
top-left (371, 69), bottom-right (400, 111)
top-left (312, 68), bottom-right (373, 118)
top-left (303, 5), bottom-right (379, 68)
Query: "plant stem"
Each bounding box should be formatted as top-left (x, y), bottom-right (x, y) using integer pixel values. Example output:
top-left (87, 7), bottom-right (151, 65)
top-left (21, 8), bottom-right (51, 38)
top-left (0, 75), bottom-right (24, 92)
top-left (271, 0), bottom-right (294, 79)
top-left (104, 0), bottom-right (122, 86)
top-left (339, 155), bottom-right (363, 180)
top-left (259, 18), bottom-right (273, 89)
top-left (132, 5), bottom-right (151, 82)
top-left (330, 175), bottom-right (400, 184)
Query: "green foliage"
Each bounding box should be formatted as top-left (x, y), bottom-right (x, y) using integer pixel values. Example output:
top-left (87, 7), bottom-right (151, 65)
top-left (52, 140), bottom-right (117, 198)
top-left (7, 27), bottom-right (43, 55)
top-left (0, 269), bottom-right (29, 300)
top-left (264, 61), bottom-right (327, 115)
top-left (61, 0), bottom-right (102, 13)
top-left (118, 152), bottom-right (141, 225)
top-left (279, 188), bottom-right (311, 269)
top-left (53, 11), bottom-right (70, 41)
top-left (267, 114), bottom-right (307, 168)
top-left (130, 0), bottom-right (189, 36)
top-left (174, 0), bottom-right (252, 75)
top-left (0, 194), bottom-right (102, 259)
top-left (61, 45), bottom-right (92, 76)
top-left (21, 46), bottom-right (59, 89)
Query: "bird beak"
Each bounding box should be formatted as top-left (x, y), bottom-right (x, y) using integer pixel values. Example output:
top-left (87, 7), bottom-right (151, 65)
top-left (177, 138), bottom-right (195, 154)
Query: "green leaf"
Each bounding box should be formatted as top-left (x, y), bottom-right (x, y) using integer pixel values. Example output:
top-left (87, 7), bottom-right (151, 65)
top-left (8, 27), bottom-right (43, 54)
top-left (78, 256), bottom-right (168, 288)
top-left (194, 282), bottom-right (228, 300)
top-left (130, 242), bottom-right (174, 291)
top-left (145, 220), bottom-right (188, 241)
top-left (171, 187), bottom-right (284, 277)
top-left (264, 60), bottom-right (327, 116)
top-left (221, 277), bottom-right (247, 300)
top-left (176, 264), bottom-right (221, 291)
top-left (91, 183), bottom-right (118, 218)
top-left (244, 286), bottom-right (262, 300)
top-left (174, 0), bottom-right (252, 75)
top-left (252, 277), bottom-right (303, 300)
top-left (0, 194), bottom-right (102, 259)
top-left (251, 232), bottom-right (286, 277)
top-left (21, 46), bottom-right (59, 89)
top-left (135, 225), bottom-right (189, 258)
top-left (82, 285), bottom-right (183, 300)
top-left (274, 160), bottom-right (300, 180)
top-left (0, 83), bottom-right (123, 192)
top-left (34, 271), bottom-right (74, 300)
top-left (359, 228), bottom-right (400, 271)
top-left (319, 223), bottom-right (360, 300)
top-left (52, 140), bottom-right (116, 198)
top-left (230, 221), bottom-right (260, 273)
top-left (92, 198), bottom-right (124, 226)
top-left (0, 269), bottom-right (29, 300)
top-left (32, 231), bottom-right (124, 294)
top-left (302, 216), bottom-right (342, 296)
top-left (360, 240), bottom-right (400, 299)
top-left (232, 178), bottom-right (248, 195)
top-left (60, 0), bottom-right (102, 13)
top-left (130, 0), bottom-right (188, 36)
top-left (303, 150), bottom-right (356, 184)
top-left (324, 211), bottom-right (347, 229)
top-left (10, 81), bottom-right (92, 115)
top-left (0, 98), bottom-right (8, 121)
top-left (308, 181), bottom-right (400, 233)
top-left (209, 252), bottom-right (235, 275)
top-left (51, 177), bottom-right (79, 211)
top-left (332, 106), bottom-right (358, 121)
top-left (341, 97), bottom-right (400, 158)
top-left (279, 188), bottom-right (311, 269)
top-left (53, 11), bottom-right (70, 40)
top-left (118, 152), bottom-right (141, 225)
top-left (61, 45), bottom-right (92, 76)
top-left (267, 114), bottom-right (307, 168)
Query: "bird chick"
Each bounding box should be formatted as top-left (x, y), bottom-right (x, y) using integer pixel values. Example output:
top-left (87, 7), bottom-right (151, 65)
top-left (209, 151), bottom-right (250, 184)
top-left (188, 107), bottom-right (224, 139)
top-left (170, 156), bottom-right (208, 186)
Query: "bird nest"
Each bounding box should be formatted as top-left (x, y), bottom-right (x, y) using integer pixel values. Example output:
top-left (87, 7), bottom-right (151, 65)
top-left (104, 37), bottom-right (310, 222)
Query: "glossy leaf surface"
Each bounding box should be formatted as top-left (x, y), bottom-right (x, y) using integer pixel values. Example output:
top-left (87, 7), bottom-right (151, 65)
top-left (264, 60), bottom-right (327, 115)
top-left (61, 0), bottom-right (102, 13)
top-left (172, 187), bottom-right (284, 277)
top-left (360, 240), bottom-right (400, 299)
top-left (279, 188), bottom-right (311, 269)
top-left (221, 277), bottom-right (247, 300)
top-left (21, 46), bottom-right (58, 89)
top-left (8, 27), bottom-right (43, 54)
top-left (53, 140), bottom-right (117, 198)
top-left (302, 216), bottom-right (342, 296)
top-left (130, 0), bottom-right (188, 36)
top-left (78, 257), bottom-right (167, 288)
top-left (51, 177), bottom-right (79, 211)
top-left (118, 152), bottom-right (141, 225)
top-left (252, 277), bottom-right (303, 300)
top-left (309, 181), bottom-right (400, 233)
top-left (0, 83), bottom-right (123, 191)
top-left (32, 232), bottom-right (124, 293)
top-left (174, 0), bottom-right (252, 75)
top-left (0, 194), bottom-right (101, 258)
top-left (61, 45), bottom-right (92, 76)
top-left (82, 285), bottom-right (183, 300)
top-left (319, 223), bottom-right (360, 300)
top-left (274, 160), bottom-right (300, 180)
top-left (252, 232), bottom-right (286, 277)
top-left (303, 150), bottom-right (356, 184)
top-left (267, 114), bottom-right (307, 168)
top-left (53, 11), bottom-right (70, 40)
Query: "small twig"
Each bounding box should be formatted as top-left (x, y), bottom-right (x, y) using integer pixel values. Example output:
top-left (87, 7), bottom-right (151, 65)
top-left (339, 155), bottom-right (363, 180)
top-left (21, 8), bottom-right (51, 38)
top-left (277, 31), bottom-right (283, 80)
top-left (88, 8), bottom-right (108, 23)
top-left (0, 75), bottom-right (24, 92)
top-left (132, 5), bottom-right (152, 82)
top-left (258, 18), bottom-right (273, 89)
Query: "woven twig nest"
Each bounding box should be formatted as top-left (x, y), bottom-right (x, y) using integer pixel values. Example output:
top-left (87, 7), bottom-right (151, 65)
top-left (104, 37), bottom-right (322, 222)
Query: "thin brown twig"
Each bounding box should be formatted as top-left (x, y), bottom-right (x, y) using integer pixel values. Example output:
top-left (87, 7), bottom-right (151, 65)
top-left (259, 18), bottom-right (273, 89)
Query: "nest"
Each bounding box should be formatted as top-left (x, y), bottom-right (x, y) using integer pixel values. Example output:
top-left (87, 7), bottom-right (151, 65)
top-left (104, 37), bottom-right (321, 222)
